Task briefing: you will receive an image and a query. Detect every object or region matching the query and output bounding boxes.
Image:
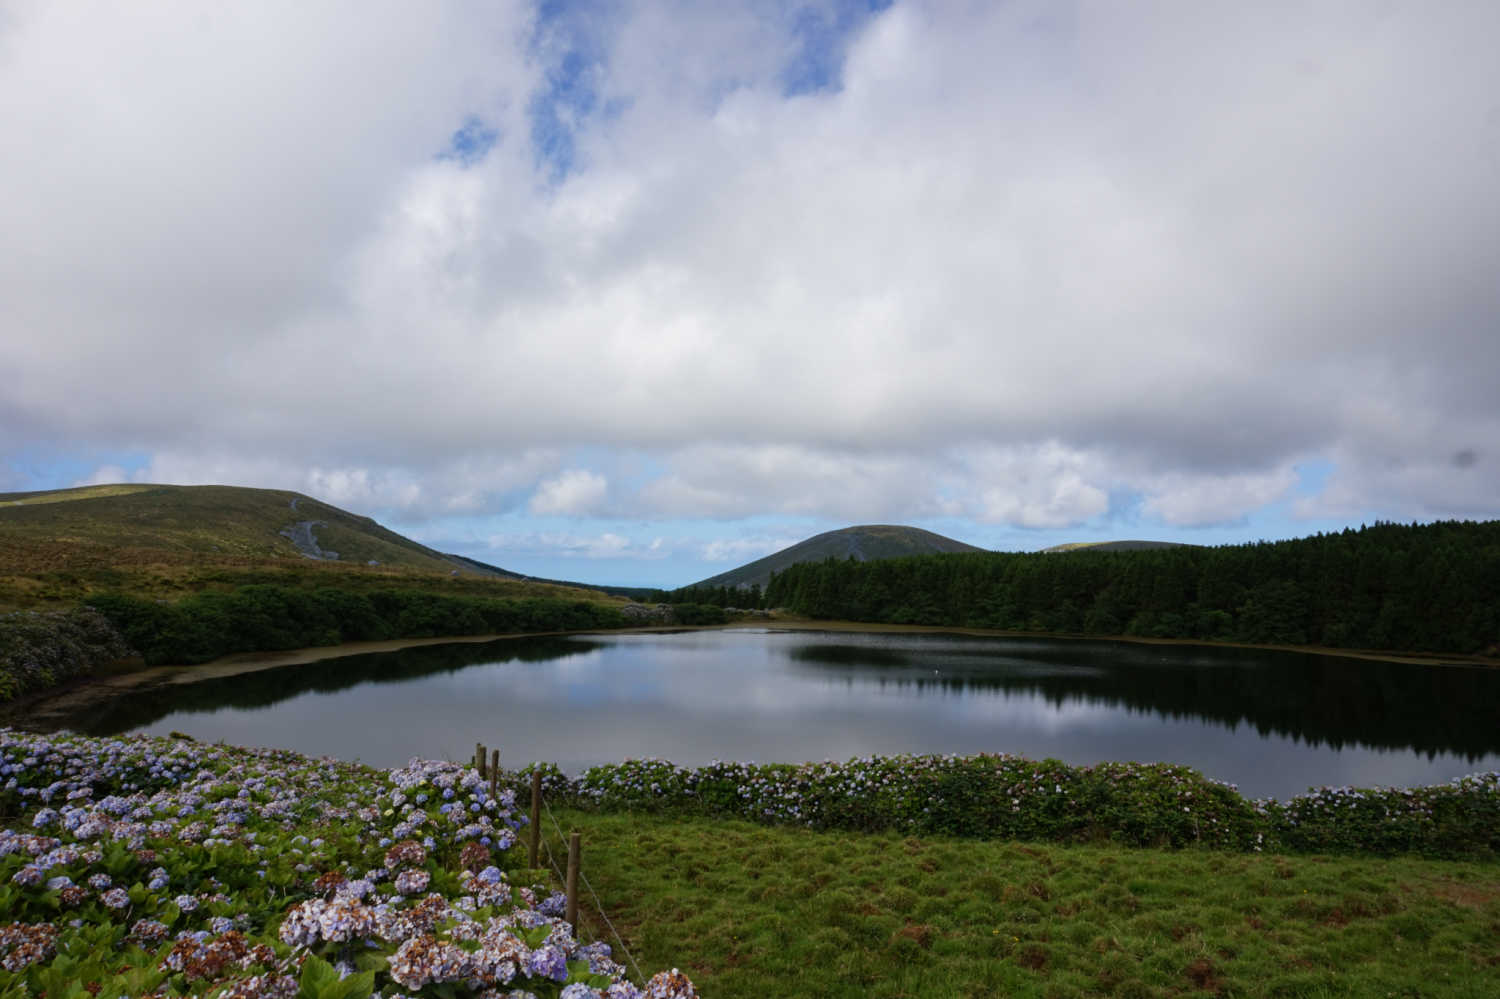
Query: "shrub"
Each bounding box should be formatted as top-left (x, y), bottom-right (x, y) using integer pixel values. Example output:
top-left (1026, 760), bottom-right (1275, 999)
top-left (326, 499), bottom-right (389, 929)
top-left (530, 752), bottom-right (1496, 858)
top-left (0, 607), bottom-right (134, 702)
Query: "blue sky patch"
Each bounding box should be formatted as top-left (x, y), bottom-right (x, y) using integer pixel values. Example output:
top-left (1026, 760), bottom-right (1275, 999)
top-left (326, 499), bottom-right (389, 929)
top-left (442, 117), bottom-right (500, 166)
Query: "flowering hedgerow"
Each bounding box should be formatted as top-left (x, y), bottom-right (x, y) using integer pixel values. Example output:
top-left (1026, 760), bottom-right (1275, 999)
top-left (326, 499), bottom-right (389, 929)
top-left (0, 727), bottom-right (697, 998)
top-left (523, 754), bottom-right (1499, 859)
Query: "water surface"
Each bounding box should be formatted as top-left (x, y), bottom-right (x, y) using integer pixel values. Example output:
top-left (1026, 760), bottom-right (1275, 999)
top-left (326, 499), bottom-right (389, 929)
top-left (73, 629), bottom-right (1500, 800)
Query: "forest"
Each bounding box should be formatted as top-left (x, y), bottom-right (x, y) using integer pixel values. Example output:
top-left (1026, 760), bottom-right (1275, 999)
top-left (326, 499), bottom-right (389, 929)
top-left (763, 520), bottom-right (1500, 656)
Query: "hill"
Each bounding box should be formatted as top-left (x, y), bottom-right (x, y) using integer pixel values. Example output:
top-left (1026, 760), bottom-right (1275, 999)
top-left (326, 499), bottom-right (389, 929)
top-left (1041, 539), bottom-right (1196, 553)
top-left (690, 524), bottom-right (985, 590)
top-left (0, 483), bottom-right (604, 610)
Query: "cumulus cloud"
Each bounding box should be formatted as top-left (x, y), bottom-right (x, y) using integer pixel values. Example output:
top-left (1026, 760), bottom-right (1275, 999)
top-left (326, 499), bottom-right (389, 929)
top-left (529, 469), bottom-right (609, 515)
top-left (966, 444), bottom-right (1112, 529)
top-left (5, 0), bottom-right (1500, 544)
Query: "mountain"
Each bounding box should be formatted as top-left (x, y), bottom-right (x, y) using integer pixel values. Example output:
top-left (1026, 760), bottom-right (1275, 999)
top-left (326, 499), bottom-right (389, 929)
top-left (1039, 540), bottom-right (1196, 553)
top-left (0, 483), bottom-right (591, 610)
top-left (690, 525), bottom-right (986, 590)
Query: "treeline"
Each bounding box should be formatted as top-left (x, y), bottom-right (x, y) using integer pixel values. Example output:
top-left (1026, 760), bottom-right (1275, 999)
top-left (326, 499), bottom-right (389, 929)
top-left (764, 520), bottom-right (1500, 656)
top-left (648, 583), bottom-right (765, 609)
top-left (87, 586), bottom-right (627, 666)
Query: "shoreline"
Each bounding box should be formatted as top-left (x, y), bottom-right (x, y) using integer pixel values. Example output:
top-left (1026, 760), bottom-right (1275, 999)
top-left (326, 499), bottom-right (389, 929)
top-left (756, 617), bottom-right (1498, 669)
top-left (4, 617), bottom-right (1491, 732)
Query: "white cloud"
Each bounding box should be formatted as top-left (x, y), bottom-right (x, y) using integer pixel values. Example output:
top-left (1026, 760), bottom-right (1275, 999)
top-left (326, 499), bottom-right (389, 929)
top-left (529, 469), bottom-right (609, 515)
top-left (700, 535), bottom-right (802, 563)
top-left (1139, 466), bottom-right (1299, 527)
top-left (967, 444), bottom-right (1111, 529)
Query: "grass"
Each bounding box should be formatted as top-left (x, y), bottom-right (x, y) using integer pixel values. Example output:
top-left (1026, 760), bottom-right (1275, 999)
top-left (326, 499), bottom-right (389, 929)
top-left (546, 808), bottom-right (1500, 998)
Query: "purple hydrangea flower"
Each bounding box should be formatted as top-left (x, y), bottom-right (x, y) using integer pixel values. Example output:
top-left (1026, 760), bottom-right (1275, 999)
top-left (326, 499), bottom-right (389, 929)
top-left (525, 944), bottom-right (569, 982)
top-left (393, 869), bottom-right (430, 895)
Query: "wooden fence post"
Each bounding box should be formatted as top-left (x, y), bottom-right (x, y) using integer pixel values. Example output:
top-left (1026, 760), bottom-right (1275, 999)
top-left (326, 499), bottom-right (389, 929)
top-left (490, 749), bottom-right (500, 798)
top-left (529, 770), bottom-right (542, 869)
top-left (566, 830), bottom-right (581, 930)
top-left (475, 743), bottom-right (486, 778)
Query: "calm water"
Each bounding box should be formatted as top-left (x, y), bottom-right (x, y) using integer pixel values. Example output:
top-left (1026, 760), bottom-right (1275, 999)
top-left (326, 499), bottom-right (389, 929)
top-left (71, 629), bottom-right (1500, 800)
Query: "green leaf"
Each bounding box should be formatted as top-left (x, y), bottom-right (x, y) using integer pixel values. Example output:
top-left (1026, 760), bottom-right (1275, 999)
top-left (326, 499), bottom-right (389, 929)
top-left (318, 970), bottom-right (375, 999)
top-left (299, 954), bottom-right (340, 996)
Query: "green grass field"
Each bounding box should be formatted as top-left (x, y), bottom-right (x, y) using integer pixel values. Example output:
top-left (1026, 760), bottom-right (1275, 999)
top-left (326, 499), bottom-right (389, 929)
top-left (545, 809), bottom-right (1500, 998)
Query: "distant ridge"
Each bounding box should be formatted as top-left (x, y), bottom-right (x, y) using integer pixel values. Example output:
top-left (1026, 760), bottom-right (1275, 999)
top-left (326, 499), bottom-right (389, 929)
top-left (691, 525), bottom-right (985, 590)
top-left (1040, 540), bottom-right (1196, 553)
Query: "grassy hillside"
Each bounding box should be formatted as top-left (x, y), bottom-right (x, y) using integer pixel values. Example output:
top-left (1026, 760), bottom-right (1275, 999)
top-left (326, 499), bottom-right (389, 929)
top-left (693, 525), bottom-right (985, 590)
top-left (0, 483), bottom-right (612, 611)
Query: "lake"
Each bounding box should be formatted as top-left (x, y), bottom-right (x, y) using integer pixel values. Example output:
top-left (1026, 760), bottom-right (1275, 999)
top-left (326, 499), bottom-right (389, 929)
top-left (69, 628), bottom-right (1500, 800)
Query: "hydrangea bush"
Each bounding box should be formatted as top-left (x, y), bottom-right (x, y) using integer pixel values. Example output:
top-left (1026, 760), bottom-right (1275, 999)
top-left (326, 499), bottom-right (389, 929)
top-left (0, 728), bottom-right (698, 998)
top-left (0, 608), bottom-right (134, 702)
top-left (538, 754), bottom-right (1498, 859)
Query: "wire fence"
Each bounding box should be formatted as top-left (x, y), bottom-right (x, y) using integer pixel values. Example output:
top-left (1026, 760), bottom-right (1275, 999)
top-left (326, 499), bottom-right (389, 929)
top-left (538, 790), bottom-right (648, 985)
top-left (472, 741), bottom-right (645, 984)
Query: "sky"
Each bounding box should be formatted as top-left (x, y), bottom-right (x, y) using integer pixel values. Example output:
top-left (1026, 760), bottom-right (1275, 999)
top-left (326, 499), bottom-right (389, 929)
top-left (3, 1), bottom-right (1498, 588)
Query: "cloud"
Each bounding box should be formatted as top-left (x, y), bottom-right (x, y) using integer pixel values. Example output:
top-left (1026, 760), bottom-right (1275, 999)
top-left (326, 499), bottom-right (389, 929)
top-left (700, 534), bottom-right (803, 563)
top-left (967, 444), bottom-right (1112, 529)
top-left (636, 445), bottom-right (956, 521)
top-left (5, 1), bottom-right (1500, 532)
top-left (73, 449), bottom-right (562, 521)
top-left (529, 469), bottom-right (609, 515)
top-left (481, 530), bottom-right (667, 561)
top-left (1139, 466), bottom-right (1299, 528)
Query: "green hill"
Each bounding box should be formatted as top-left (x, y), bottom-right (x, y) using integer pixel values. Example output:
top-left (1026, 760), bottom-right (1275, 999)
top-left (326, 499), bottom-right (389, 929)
top-left (0, 483), bottom-right (599, 610)
top-left (0, 483), bottom-right (463, 570)
top-left (690, 525), bottom-right (986, 590)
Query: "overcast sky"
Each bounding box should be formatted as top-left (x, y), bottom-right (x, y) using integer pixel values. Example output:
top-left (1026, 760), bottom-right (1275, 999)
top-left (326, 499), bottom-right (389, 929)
top-left (3, 1), bottom-right (1498, 586)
